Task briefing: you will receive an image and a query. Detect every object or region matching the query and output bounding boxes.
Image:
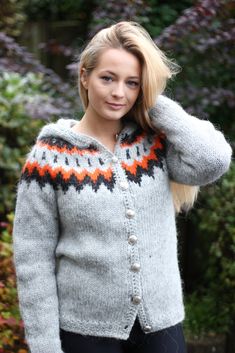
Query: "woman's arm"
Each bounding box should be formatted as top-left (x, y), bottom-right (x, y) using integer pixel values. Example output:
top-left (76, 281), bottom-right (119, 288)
top-left (149, 94), bottom-right (233, 185)
top-left (12, 144), bottom-right (64, 353)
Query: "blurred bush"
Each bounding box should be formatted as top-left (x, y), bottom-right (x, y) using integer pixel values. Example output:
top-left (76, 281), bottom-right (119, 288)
top-left (87, 0), bottom-right (149, 38)
top-left (144, 0), bottom-right (195, 37)
top-left (0, 71), bottom-right (54, 216)
top-left (0, 32), bottom-right (80, 117)
top-left (0, 213), bottom-right (28, 353)
top-left (0, 0), bottom-right (26, 38)
top-left (184, 291), bottom-right (231, 339)
top-left (24, 0), bottom-right (93, 21)
top-left (156, 0), bottom-right (235, 140)
top-left (184, 161), bottom-right (235, 340)
top-left (0, 31), bottom-right (82, 219)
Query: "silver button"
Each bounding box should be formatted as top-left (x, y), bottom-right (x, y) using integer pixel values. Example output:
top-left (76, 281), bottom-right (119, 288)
top-left (119, 181), bottom-right (129, 190)
top-left (143, 325), bottom-right (152, 332)
top-left (126, 209), bottom-right (135, 218)
top-left (128, 235), bottom-right (137, 244)
top-left (131, 263), bottom-right (140, 272)
top-left (111, 156), bottom-right (118, 163)
top-left (132, 295), bottom-right (141, 304)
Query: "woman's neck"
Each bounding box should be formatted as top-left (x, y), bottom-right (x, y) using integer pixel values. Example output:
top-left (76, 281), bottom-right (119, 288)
top-left (76, 112), bottom-right (124, 141)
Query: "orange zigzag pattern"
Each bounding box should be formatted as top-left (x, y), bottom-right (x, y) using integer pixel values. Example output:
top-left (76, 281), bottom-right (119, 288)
top-left (36, 140), bottom-right (99, 156)
top-left (21, 132), bottom-right (166, 192)
top-left (121, 134), bottom-right (164, 174)
top-left (22, 161), bottom-right (114, 183)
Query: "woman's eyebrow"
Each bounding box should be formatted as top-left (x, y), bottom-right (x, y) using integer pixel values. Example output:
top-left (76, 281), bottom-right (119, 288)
top-left (100, 70), bottom-right (140, 79)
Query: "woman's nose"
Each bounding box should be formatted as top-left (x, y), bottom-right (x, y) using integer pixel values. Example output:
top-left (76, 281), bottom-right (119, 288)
top-left (111, 82), bottom-right (125, 97)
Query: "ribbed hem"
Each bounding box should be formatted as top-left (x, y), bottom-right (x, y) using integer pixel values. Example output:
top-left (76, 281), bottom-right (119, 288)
top-left (59, 311), bottom-right (186, 341)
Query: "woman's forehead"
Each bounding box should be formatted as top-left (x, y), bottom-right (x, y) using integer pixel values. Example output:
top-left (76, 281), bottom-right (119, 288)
top-left (95, 48), bottom-right (141, 77)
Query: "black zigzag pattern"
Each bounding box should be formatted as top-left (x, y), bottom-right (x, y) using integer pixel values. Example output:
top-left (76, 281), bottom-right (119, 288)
top-left (20, 166), bottom-right (116, 193)
top-left (39, 136), bottom-right (99, 152)
top-left (123, 135), bottom-right (167, 185)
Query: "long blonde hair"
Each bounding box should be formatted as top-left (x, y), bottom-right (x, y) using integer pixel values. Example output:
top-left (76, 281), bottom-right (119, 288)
top-left (77, 21), bottom-right (200, 214)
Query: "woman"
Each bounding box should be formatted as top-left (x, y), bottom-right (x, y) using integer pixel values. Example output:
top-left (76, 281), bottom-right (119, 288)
top-left (12, 21), bottom-right (232, 353)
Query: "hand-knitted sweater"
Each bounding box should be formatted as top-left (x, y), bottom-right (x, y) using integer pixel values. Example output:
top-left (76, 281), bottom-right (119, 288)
top-left (12, 94), bottom-right (232, 353)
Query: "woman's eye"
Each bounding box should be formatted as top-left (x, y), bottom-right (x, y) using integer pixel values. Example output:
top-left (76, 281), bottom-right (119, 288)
top-left (100, 76), bottom-right (139, 87)
top-left (128, 81), bottom-right (139, 87)
top-left (101, 76), bottom-right (113, 82)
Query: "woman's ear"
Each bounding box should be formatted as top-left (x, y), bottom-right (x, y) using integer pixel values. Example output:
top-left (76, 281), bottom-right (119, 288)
top-left (80, 68), bottom-right (88, 90)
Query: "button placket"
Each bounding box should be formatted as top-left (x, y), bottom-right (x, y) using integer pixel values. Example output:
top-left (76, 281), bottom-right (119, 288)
top-left (126, 208), bottom-right (135, 218)
top-left (132, 295), bottom-right (141, 304)
top-left (114, 130), bottom-right (152, 331)
top-left (128, 235), bottom-right (137, 245)
top-left (117, 173), bottom-right (141, 309)
top-left (130, 262), bottom-right (141, 272)
top-left (119, 180), bottom-right (129, 190)
top-left (143, 324), bottom-right (152, 332)
top-left (112, 156), bottom-right (146, 326)
top-left (111, 155), bottom-right (119, 163)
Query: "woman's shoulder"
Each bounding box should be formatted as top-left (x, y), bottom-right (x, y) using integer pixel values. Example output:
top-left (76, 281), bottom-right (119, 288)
top-left (26, 117), bottom-right (81, 159)
top-left (19, 118), bottom-right (77, 181)
top-left (36, 117), bottom-right (76, 142)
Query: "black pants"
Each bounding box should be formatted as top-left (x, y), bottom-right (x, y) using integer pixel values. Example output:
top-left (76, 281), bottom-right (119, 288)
top-left (59, 317), bottom-right (187, 353)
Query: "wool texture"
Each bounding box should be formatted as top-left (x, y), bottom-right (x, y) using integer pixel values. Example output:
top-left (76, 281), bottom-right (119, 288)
top-left (12, 94), bottom-right (233, 353)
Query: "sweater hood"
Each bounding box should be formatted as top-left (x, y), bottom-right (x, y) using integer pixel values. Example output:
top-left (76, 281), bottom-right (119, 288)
top-left (36, 117), bottom-right (139, 148)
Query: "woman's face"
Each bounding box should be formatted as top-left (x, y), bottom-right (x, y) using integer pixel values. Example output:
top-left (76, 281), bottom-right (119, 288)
top-left (81, 48), bottom-right (141, 123)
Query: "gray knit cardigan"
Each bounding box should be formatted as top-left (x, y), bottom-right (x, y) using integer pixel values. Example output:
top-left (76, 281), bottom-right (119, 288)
top-left (12, 94), bottom-right (233, 353)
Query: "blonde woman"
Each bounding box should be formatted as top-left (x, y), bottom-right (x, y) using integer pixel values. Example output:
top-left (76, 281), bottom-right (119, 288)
top-left (12, 21), bottom-right (232, 353)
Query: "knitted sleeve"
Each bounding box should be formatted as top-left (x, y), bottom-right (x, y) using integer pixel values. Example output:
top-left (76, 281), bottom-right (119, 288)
top-left (149, 94), bottom-right (233, 185)
top-left (12, 143), bottom-right (64, 353)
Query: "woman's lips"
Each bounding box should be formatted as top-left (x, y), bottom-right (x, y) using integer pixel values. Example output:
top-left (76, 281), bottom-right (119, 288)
top-left (106, 102), bottom-right (125, 110)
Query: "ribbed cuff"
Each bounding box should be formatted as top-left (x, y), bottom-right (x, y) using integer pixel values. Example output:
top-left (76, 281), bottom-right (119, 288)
top-left (27, 337), bottom-right (65, 353)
